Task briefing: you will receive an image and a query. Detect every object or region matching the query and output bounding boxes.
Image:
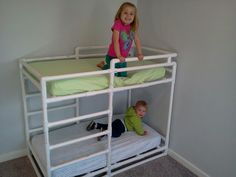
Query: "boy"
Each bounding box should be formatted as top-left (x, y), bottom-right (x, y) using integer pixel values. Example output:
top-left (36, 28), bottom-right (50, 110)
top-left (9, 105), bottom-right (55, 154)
top-left (124, 100), bottom-right (148, 136)
top-left (86, 100), bottom-right (148, 140)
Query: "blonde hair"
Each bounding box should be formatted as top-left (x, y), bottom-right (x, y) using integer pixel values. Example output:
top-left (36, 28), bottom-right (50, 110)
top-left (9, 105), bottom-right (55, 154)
top-left (135, 100), bottom-right (147, 110)
top-left (114, 2), bottom-right (139, 31)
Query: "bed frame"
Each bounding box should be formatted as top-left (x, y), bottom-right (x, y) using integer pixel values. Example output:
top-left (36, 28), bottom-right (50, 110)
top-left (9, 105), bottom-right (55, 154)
top-left (19, 46), bottom-right (177, 177)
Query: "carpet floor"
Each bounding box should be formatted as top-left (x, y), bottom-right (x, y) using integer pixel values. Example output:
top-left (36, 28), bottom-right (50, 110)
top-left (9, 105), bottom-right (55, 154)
top-left (0, 155), bottom-right (197, 177)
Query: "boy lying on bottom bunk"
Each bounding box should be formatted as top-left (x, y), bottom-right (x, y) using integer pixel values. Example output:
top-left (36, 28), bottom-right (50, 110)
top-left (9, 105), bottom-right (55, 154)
top-left (31, 101), bottom-right (162, 177)
top-left (87, 100), bottom-right (148, 141)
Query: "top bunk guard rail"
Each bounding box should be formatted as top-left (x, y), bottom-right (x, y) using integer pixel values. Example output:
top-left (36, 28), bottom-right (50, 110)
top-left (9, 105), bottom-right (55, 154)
top-left (112, 60), bottom-right (175, 73)
top-left (21, 55), bottom-right (76, 62)
top-left (75, 45), bottom-right (108, 59)
top-left (75, 45), bottom-right (177, 60)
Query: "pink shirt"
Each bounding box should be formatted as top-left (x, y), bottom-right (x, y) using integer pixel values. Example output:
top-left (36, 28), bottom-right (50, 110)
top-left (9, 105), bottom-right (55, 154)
top-left (108, 19), bottom-right (134, 58)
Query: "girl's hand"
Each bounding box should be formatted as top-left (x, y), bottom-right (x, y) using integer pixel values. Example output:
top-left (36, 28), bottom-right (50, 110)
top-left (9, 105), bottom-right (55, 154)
top-left (137, 54), bottom-right (144, 61)
top-left (118, 56), bottom-right (125, 62)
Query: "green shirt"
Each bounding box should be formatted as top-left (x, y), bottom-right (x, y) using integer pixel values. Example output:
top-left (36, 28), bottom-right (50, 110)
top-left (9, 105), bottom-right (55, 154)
top-left (124, 107), bottom-right (144, 135)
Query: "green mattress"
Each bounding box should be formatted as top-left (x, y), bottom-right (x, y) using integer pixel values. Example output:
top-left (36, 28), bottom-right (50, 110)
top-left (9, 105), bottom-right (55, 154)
top-left (28, 58), bottom-right (165, 96)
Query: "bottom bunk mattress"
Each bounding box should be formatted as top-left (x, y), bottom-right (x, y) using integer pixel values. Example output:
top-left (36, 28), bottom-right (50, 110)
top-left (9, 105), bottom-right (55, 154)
top-left (31, 119), bottom-right (161, 177)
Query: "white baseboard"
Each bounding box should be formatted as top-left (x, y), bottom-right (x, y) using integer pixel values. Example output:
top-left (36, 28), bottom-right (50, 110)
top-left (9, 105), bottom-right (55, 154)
top-left (0, 149), bottom-right (27, 163)
top-left (168, 149), bottom-right (210, 177)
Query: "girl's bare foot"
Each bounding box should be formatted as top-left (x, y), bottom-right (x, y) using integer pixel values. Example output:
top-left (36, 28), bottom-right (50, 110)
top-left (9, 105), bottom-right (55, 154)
top-left (96, 61), bottom-right (105, 69)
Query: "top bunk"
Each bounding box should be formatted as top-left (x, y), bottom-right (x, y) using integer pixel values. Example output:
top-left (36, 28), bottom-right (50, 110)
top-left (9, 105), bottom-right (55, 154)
top-left (20, 46), bottom-right (177, 103)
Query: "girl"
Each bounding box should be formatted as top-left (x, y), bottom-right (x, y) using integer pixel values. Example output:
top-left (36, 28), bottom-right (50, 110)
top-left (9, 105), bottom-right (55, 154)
top-left (97, 2), bottom-right (144, 77)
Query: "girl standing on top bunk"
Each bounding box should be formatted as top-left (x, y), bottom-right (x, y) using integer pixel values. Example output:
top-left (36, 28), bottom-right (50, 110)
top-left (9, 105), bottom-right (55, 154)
top-left (97, 2), bottom-right (144, 77)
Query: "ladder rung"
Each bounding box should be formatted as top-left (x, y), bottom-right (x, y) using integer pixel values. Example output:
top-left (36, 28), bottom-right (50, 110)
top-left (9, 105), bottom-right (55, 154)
top-left (50, 130), bottom-right (109, 150)
top-left (48, 110), bottom-right (109, 128)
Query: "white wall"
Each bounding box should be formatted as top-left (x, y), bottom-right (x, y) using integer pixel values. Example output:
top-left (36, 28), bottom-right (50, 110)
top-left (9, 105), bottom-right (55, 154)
top-left (138, 1), bottom-right (236, 177)
top-left (0, 0), bottom-right (137, 159)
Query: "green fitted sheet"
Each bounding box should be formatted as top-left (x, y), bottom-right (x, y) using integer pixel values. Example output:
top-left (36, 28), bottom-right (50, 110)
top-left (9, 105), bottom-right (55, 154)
top-left (28, 58), bottom-right (166, 96)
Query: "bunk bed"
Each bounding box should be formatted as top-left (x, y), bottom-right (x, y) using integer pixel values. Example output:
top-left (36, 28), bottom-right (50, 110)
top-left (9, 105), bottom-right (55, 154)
top-left (19, 46), bottom-right (177, 177)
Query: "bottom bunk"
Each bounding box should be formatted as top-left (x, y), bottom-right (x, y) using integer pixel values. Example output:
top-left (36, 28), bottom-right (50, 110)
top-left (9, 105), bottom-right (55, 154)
top-left (30, 115), bottom-right (163, 177)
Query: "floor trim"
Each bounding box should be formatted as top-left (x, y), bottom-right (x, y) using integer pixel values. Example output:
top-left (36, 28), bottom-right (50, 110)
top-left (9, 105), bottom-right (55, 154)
top-left (168, 149), bottom-right (210, 177)
top-left (0, 149), bottom-right (27, 163)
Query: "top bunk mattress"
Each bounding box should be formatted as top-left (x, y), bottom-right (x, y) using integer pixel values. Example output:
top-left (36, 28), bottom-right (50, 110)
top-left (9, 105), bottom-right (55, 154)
top-left (27, 58), bottom-right (166, 96)
top-left (31, 118), bottom-right (161, 177)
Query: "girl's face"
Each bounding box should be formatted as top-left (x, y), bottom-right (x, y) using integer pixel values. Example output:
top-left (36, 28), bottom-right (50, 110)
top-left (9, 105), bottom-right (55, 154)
top-left (135, 105), bottom-right (147, 118)
top-left (120, 6), bottom-right (135, 25)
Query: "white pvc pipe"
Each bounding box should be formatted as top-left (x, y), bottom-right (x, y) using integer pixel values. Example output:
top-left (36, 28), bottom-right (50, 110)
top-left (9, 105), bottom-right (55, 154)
top-left (46, 89), bottom-right (110, 103)
top-left (165, 62), bottom-right (177, 148)
top-left (27, 103), bottom-right (77, 116)
top-left (111, 152), bottom-right (167, 176)
top-left (111, 146), bottom-right (166, 170)
top-left (41, 78), bottom-right (51, 177)
top-left (113, 62), bottom-right (174, 73)
top-left (128, 90), bottom-right (131, 107)
top-left (50, 130), bottom-right (109, 150)
top-left (28, 142), bottom-right (47, 176)
top-left (25, 93), bottom-right (41, 98)
top-left (19, 61), bottom-right (31, 160)
top-left (29, 127), bottom-right (43, 134)
top-left (48, 110), bottom-right (109, 128)
top-left (22, 55), bottom-right (75, 62)
top-left (22, 70), bottom-right (41, 90)
top-left (113, 78), bottom-right (173, 92)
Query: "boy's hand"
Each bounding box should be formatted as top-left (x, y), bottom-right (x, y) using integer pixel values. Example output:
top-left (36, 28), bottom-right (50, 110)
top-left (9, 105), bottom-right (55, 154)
top-left (137, 54), bottom-right (144, 61)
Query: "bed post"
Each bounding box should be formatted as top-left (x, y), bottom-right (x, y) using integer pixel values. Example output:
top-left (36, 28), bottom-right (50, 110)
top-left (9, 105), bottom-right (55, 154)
top-left (41, 78), bottom-right (52, 177)
top-left (128, 90), bottom-right (132, 107)
top-left (75, 47), bottom-right (79, 60)
top-left (19, 60), bottom-right (30, 161)
top-left (165, 61), bottom-right (177, 150)
top-left (106, 59), bottom-right (117, 176)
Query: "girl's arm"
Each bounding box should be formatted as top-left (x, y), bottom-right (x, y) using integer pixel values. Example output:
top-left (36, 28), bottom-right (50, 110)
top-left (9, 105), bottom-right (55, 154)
top-left (134, 30), bottom-right (144, 60)
top-left (113, 30), bottom-right (125, 62)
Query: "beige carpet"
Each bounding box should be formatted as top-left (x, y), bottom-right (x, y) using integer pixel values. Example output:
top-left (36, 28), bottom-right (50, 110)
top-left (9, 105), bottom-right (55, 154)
top-left (0, 155), bottom-right (197, 177)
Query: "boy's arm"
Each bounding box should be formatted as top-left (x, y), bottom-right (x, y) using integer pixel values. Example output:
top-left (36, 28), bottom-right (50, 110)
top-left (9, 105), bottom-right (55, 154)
top-left (134, 30), bottom-right (143, 60)
top-left (133, 118), bottom-right (145, 135)
top-left (113, 30), bottom-right (125, 62)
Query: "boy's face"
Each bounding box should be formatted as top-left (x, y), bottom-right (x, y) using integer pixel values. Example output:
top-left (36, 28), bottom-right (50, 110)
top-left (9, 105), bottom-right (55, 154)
top-left (135, 105), bottom-right (146, 118)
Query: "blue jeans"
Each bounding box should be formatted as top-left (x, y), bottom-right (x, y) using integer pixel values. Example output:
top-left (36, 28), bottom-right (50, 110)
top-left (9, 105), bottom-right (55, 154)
top-left (96, 119), bottom-right (126, 138)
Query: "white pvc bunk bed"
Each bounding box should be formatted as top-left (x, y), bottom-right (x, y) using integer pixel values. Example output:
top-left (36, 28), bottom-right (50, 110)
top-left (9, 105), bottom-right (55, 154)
top-left (19, 46), bottom-right (177, 177)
